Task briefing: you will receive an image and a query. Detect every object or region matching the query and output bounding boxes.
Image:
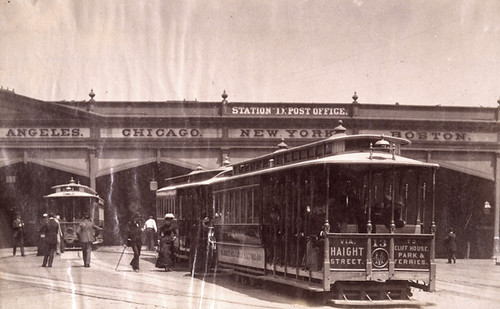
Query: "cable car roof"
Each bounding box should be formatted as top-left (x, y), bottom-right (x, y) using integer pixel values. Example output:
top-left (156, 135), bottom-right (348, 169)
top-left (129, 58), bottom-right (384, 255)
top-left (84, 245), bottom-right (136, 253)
top-left (156, 128), bottom-right (437, 195)
top-left (157, 168), bottom-right (231, 195)
top-left (44, 178), bottom-right (104, 204)
top-left (157, 150), bottom-right (438, 195)
top-left (50, 178), bottom-right (97, 194)
top-left (216, 151), bottom-right (439, 182)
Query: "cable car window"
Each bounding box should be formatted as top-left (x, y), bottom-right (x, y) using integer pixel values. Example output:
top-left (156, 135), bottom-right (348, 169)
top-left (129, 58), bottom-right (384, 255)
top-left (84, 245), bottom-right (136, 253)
top-left (308, 147), bottom-right (315, 158)
top-left (300, 149), bottom-right (307, 160)
top-left (246, 189), bottom-right (251, 223)
top-left (315, 145), bottom-right (324, 157)
top-left (276, 154), bottom-right (283, 165)
top-left (253, 187), bottom-right (260, 223)
top-left (325, 142), bottom-right (333, 155)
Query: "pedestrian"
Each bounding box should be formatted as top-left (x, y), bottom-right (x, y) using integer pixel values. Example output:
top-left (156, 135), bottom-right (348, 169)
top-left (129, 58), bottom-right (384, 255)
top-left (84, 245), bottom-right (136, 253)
top-left (12, 212), bottom-right (25, 257)
top-left (143, 214), bottom-right (158, 251)
top-left (127, 215), bottom-right (143, 272)
top-left (155, 213), bottom-right (176, 271)
top-left (40, 213), bottom-right (59, 267)
top-left (444, 227), bottom-right (457, 264)
top-left (76, 212), bottom-right (102, 267)
top-left (37, 213), bottom-right (49, 256)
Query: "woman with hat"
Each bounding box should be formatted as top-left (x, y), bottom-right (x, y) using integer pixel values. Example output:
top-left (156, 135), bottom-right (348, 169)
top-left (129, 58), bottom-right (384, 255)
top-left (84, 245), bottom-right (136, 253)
top-left (155, 213), bottom-right (176, 271)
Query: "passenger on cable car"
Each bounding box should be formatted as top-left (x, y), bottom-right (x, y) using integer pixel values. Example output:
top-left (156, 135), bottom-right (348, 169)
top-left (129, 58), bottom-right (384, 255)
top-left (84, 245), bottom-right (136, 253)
top-left (301, 205), bottom-right (325, 271)
top-left (270, 206), bottom-right (284, 265)
top-left (371, 194), bottom-right (405, 233)
top-left (328, 181), bottom-right (363, 233)
top-left (261, 205), bottom-right (275, 263)
top-left (294, 216), bottom-right (307, 267)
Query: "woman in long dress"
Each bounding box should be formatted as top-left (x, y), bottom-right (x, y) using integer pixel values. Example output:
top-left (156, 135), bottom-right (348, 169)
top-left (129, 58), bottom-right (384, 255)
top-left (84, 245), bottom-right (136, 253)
top-left (155, 213), bottom-right (176, 271)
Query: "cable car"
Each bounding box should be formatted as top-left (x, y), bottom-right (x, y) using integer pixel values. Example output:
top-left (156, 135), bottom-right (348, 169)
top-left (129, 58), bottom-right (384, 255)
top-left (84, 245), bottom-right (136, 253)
top-left (156, 122), bottom-right (438, 302)
top-left (43, 178), bottom-right (105, 248)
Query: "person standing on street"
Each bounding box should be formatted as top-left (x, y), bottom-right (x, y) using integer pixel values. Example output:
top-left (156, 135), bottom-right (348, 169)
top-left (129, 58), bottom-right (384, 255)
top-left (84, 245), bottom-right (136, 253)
top-left (37, 213), bottom-right (49, 256)
top-left (127, 215), bottom-right (143, 272)
top-left (12, 212), bottom-right (25, 257)
top-left (76, 212), bottom-right (102, 268)
top-left (444, 227), bottom-right (457, 264)
top-left (155, 213), bottom-right (176, 271)
top-left (40, 213), bottom-right (59, 267)
top-left (143, 215), bottom-right (158, 251)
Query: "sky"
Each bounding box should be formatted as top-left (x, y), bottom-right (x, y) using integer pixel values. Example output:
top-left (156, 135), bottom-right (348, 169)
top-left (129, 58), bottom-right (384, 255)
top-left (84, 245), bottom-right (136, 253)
top-left (0, 0), bottom-right (499, 107)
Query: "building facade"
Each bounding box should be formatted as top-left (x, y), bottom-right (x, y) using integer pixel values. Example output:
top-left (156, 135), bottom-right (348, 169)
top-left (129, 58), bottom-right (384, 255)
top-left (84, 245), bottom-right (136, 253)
top-left (0, 88), bottom-right (498, 259)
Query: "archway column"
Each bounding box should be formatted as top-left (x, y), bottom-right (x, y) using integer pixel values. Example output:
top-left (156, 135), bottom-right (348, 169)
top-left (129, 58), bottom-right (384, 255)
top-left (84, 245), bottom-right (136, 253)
top-left (89, 149), bottom-right (97, 191)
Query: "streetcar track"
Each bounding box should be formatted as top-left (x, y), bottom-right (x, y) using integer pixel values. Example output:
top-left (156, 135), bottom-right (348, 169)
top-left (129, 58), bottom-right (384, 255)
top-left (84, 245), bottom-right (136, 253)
top-left (434, 279), bottom-right (500, 303)
top-left (0, 269), bottom-right (298, 309)
top-left (436, 278), bottom-right (500, 290)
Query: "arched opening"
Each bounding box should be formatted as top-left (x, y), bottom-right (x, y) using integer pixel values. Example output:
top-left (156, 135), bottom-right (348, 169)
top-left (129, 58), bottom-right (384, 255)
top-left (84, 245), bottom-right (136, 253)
top-left (434, 168), bottom-right (494, 258)
top-left (0, 163), bottom-right (89, 247)
top-left (96, 162), bottom-right (191, 245)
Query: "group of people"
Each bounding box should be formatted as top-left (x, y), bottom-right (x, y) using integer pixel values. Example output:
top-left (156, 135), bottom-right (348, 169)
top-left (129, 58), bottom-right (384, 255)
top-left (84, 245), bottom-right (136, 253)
top-left (24, 211), bottom-right (176, 272)
top-left (13, 209), bottom-right (459, 271)
top-left (36, 212), bottom-right (101, 268)
top-left (126, 213), bottom-right (177, 272)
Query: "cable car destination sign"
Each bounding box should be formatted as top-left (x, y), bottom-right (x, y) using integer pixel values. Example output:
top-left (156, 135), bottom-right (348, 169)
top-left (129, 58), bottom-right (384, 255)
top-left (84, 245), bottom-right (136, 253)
top-left (328, 235), bottom-right (431, 270)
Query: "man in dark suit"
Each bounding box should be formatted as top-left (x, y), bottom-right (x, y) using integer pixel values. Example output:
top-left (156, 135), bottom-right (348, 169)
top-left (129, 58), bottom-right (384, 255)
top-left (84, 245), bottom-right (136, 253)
top-left (40, 213), bottom-right (59, 267)
top-left (12, 212), bottom-right (25, 257)
top-left (76, 212), bottom-right (102, 267)
top-left (127, 215), bottom-right (143, 272)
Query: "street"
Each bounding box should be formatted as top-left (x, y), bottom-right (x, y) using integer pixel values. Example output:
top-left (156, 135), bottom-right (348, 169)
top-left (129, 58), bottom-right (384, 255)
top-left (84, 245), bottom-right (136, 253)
top-left (1, 247), bottom-right (499, 308)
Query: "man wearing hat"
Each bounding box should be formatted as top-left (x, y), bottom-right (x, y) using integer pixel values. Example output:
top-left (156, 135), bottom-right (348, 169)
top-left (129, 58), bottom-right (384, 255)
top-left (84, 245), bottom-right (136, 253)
top-left (40, 213), bottom-right (59, 267)
top-left (127, 214), bottom-right (143, 272)
top-left (76, 212), bottom-right (102, 267)
top-left (37, 213), bottom-right (49, 256)
top-left (11, 212), bottom-right (25, 257)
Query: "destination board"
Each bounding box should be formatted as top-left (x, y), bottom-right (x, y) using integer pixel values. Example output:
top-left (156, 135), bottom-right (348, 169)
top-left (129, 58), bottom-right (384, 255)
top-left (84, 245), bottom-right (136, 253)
top-left (394, 238), bottom-right (431, 269)
top-left (329, 236), bottom-right (367, 269)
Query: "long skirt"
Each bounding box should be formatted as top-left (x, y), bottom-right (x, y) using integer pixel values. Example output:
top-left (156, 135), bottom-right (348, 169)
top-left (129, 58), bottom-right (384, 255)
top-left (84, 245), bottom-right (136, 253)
top-left (155, 241), bottom-right (174, 269)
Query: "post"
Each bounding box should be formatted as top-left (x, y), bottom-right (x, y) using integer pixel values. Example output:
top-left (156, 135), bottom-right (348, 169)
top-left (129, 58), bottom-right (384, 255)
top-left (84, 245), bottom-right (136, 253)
top-left (429, 168), bottom-right (437, 292)
top-left (366, 168), bottom-right (373, 279)
top-left (323, 166), bottom-right (331, 291)
top-left (389, 168), bottom-right (396, 278)
top-left (494, 154), bottom-right (500, 263)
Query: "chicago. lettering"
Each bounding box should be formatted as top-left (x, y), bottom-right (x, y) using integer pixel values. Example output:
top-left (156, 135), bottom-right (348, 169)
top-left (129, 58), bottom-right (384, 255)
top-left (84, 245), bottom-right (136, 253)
top-left (122, 128), bottom-right (201, 137)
